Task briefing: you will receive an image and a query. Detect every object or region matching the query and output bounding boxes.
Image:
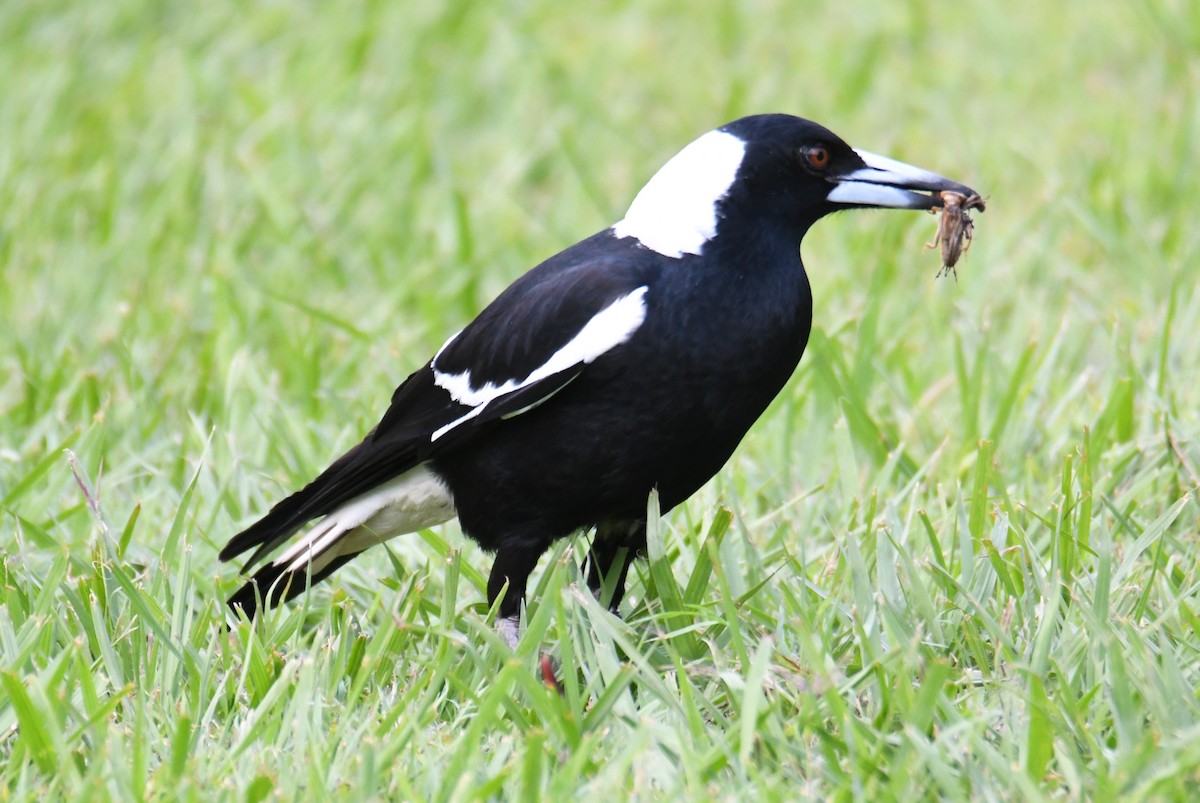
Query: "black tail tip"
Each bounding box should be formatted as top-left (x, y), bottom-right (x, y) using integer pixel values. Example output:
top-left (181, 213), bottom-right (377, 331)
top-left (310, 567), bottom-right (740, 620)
top-left (222, 554), bottom-right (359, 622)
top-left (225, 562), bottom-right (293, 621)
top-left (226, 585), bottom-right (261, 621)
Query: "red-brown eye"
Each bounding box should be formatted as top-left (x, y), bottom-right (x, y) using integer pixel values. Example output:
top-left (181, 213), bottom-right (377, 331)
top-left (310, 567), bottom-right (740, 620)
top-left (804, 145), bottom-right (830, 170)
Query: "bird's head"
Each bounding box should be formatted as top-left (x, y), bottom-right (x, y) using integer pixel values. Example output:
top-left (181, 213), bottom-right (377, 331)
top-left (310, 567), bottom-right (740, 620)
top-left (612, 113), bottom-right (983, 259)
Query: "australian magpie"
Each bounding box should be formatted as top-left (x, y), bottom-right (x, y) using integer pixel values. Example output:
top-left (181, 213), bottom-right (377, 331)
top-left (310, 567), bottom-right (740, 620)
top-left (220, 114), bottom-right (982, 647)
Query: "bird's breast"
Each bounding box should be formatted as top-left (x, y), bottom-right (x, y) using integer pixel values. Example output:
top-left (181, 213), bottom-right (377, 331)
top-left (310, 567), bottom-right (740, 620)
top-left (653, 252), bottom-right (812, 384)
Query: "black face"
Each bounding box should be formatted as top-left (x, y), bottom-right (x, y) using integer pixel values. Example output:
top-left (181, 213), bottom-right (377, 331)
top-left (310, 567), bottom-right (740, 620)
top-left (715, 115), bottom-right (862, 234)
top-left (715, 114), bottom-right (981, 241)
top-left (723, 114), bottom-right (863, 177)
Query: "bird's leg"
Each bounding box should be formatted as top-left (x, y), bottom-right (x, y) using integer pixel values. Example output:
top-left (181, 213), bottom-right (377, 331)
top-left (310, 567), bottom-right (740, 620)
top-left (487, 549), bottom-right (538, 649)
top-left (495, 616), bottom-right (521, 650)
top-left (586, 520), bottom-right (644, 612)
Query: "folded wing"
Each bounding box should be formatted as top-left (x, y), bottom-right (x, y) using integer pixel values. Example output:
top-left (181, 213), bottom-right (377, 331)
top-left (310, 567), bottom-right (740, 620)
top-left (220, 246), bottom-right (656, 580)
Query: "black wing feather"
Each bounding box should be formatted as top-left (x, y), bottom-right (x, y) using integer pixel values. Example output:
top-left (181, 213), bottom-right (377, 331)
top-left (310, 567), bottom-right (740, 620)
top-left (427, 241), bottom-right (655, 388)
top-left (218, 367), bottom-right (458, 568)
top-left (220, 234), bottom-right (657, 570)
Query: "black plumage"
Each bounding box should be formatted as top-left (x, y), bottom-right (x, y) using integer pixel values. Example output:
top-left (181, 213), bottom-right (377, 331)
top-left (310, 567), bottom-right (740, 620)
top-left (220, 114), bottom-right (981, 644)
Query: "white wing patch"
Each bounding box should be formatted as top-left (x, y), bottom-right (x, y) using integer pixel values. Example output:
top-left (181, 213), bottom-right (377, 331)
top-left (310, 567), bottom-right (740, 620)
top-left (430, 285), bottom-right (650, 441)
top-left (272, 464), bottom-right (455, 574)
top-left (611, 129), bottom-right (746, 259)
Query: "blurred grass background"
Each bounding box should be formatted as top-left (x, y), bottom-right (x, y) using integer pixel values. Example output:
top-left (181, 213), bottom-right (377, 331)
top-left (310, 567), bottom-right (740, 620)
top-left (2, 0), bottom-right (1199, 799)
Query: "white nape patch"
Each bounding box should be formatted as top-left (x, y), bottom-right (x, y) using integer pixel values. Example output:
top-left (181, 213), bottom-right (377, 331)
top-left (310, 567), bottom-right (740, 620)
top-left (273, 464), bottom-right (455, 574)
top-left (611, 130), bottom-right (746, 258)
top-left (848, 149), bottom-right (947, 188)
top-left (430, 286), bottom-right (649, 441)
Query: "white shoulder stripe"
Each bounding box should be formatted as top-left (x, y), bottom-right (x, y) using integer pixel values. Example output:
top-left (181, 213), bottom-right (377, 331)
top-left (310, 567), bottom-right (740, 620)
top-left (430, 286), bottom-right (649, 441)
top-left (611, 130), bottom-right (746, 259)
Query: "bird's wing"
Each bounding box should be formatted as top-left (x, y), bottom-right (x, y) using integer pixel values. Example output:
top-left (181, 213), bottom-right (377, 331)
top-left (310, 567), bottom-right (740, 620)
top-left (388, 259), bottom-right (652, 445)
top-left (221, 248), bottom-right (654, 569)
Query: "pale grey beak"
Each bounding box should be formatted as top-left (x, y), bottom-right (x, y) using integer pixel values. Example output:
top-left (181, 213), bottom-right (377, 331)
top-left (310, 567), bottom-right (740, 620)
top-left (827, 149), bottom-right (982, 211)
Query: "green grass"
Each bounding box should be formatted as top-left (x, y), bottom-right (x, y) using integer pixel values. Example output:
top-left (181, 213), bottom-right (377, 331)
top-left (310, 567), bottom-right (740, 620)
top-left (3, 0), bottom-right (1199, 798)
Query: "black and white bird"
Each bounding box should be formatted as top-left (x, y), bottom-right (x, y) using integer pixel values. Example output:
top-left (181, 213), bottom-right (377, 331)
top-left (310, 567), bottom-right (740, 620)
top-left (220, 114), bottom-right (981, 646)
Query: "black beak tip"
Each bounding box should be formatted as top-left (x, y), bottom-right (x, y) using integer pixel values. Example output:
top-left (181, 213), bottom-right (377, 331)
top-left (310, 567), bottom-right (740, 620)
top-left (930, 186), bottom-right (986, 214)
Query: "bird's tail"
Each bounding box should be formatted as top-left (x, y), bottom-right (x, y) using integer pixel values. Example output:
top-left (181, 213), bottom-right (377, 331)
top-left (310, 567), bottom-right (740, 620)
top-left (219, 437), bottom-right (399, 570)
top-left (224, 464), bottom-right (456, 617)
top-left (226, 551), bottom-right (359, 619)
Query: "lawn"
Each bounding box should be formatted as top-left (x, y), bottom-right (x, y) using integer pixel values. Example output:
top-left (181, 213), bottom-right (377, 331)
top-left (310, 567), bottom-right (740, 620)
top-left (3, 0), bottom-right (1199, 799)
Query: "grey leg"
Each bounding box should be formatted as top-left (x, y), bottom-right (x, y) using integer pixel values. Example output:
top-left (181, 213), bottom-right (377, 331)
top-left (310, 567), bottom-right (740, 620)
top-left (495, 616), bottom-right (521, 649)
top-left (487, 548), bottom-right (539, 648)
top-left (586, 520), bottom-right (644, 612)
